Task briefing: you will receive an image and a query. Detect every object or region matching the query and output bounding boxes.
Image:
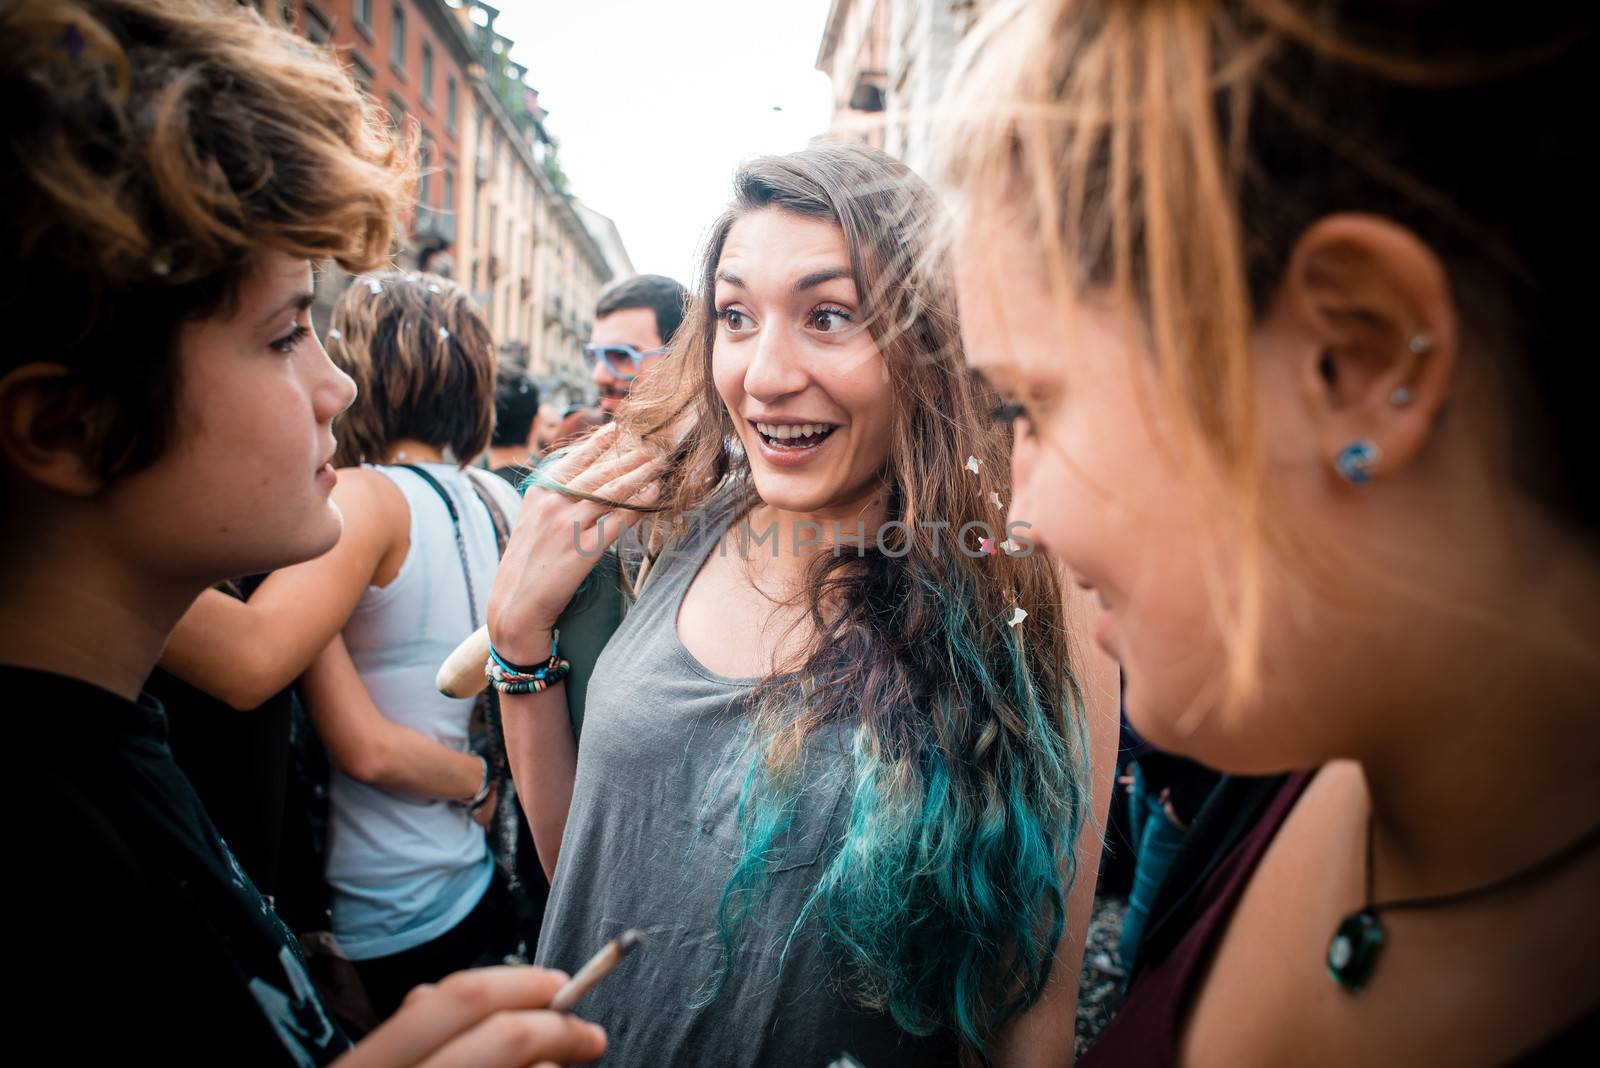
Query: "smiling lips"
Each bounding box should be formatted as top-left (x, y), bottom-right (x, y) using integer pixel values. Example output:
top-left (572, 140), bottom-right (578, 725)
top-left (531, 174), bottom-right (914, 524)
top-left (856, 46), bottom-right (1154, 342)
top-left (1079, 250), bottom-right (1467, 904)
top-left (753, 420), bottom-right (838, 449)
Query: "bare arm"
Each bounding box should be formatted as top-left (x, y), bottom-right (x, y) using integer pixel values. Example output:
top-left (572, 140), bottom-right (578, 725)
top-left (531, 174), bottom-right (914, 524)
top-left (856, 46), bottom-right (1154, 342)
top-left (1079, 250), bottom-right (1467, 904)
top-left (486, 424), bottom-right (663, 883)
top-left (159, 467), bottom-right (400, 710)
top-left (497, 629), bottom-right (579, 881)
top-left (301, 634), bottom-right (484, 802)
top-left (992, 582), bottom-right (1121, 1067)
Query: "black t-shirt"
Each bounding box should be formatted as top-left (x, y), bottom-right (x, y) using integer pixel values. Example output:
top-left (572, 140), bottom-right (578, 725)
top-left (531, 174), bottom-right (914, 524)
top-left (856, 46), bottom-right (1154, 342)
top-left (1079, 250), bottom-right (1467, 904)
top-left (16, 666), bottom-right (350, 1064)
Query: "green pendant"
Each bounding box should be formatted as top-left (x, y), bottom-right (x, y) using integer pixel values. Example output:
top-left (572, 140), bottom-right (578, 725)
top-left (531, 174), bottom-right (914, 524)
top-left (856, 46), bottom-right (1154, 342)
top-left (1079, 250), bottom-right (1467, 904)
top-left (1327, 908), bottom-right (1385, 992)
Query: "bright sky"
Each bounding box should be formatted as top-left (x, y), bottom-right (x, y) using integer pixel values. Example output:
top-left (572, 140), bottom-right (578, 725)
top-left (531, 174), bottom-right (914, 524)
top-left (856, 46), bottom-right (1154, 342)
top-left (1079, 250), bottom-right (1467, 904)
top-left (493, 0), bottom-right (837, 285)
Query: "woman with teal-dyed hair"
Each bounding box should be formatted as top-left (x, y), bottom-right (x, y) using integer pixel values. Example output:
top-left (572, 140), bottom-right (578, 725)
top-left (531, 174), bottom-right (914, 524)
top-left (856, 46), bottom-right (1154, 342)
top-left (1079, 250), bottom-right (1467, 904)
top-left (488, 141), bottom-right (1118, 1066)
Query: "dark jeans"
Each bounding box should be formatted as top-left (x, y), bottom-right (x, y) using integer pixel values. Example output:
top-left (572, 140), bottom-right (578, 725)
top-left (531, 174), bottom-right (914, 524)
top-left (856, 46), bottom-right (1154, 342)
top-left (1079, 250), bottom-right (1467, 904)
top-left (352, 875), bottom-right (513, 1021)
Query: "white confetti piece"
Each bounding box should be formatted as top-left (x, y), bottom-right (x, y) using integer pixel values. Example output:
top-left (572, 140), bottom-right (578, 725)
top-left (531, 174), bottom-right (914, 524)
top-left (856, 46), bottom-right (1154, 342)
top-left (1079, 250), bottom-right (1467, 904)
top-left (1007, 606), bottom-right (1028, 628)
top-left (965, 455), bottom-right (980, 475)
top-left (428, 283), bottom-right (442, 293)
top-left (438, 326), bottom-right (450, 340)
top-left (989, 492), bottom-right (1002, 509)
top-left (366, 279), bottom-right (383, 294)
top-left (327, 329), bottom-right (341, 340)
top-left (150, 250), bottom-right (172, 276)
top-left (1000, 538), bottom-right (1022, 554)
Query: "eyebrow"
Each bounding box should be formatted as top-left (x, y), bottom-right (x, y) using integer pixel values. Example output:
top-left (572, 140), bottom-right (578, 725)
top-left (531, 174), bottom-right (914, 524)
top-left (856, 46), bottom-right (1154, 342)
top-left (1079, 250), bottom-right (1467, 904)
top-left (712, 268), bottom-right (855, 293)
top-left (258, 290), bottom-right (316, 331)
top-left (794, 268), bottom-right (853, 293)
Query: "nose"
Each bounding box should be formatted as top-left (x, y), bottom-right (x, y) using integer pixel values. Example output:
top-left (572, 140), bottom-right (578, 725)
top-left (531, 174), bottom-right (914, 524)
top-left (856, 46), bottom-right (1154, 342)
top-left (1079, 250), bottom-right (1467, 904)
top-left (314, 339), bottom-right (357, 422)
top-left (590, 360), bottom-right (614, 389)
top-left (742, 323), bottom-right (809, 403)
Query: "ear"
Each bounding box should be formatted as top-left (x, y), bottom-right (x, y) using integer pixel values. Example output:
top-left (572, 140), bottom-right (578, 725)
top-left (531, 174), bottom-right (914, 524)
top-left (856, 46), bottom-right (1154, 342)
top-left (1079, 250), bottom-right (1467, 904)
top-left (0, 363), bottom-right (110, 496)
top-left (1264, 213), bottom-right (1459, 484)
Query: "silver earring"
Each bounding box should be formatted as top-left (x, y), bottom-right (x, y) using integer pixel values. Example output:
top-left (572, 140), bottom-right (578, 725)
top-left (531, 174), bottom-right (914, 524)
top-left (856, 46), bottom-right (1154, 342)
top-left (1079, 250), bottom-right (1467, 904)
top-left (1389, 386), bottom-right (1413, 407)
top-left (1408, 333), bottom-right (1434, 355)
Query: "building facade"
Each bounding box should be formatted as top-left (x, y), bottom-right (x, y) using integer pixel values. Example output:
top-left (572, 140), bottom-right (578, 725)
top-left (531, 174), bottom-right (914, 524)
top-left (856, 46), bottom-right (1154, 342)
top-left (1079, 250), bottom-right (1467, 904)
top-left (285, 0), bottom-right (623, 403)
top-left (816, 0), bottom-right (983, 175)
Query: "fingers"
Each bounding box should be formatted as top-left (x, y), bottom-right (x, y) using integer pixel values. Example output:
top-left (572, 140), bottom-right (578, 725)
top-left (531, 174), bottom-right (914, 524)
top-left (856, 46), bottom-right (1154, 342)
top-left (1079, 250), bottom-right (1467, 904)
top-left (413, 1010), bottom-right (607, 1068)
top-left (565, 444), bottom-right (658, 497)
top-left (542, 422), bottom-right (619, 484)
top-left (344, 966), bottom-right (583, 1068)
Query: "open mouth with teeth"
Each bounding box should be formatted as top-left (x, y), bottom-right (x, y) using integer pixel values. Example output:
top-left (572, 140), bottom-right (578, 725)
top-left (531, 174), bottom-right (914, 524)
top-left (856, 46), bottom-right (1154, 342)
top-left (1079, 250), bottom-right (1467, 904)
top-left (753, 421), bottom-right (840, 450)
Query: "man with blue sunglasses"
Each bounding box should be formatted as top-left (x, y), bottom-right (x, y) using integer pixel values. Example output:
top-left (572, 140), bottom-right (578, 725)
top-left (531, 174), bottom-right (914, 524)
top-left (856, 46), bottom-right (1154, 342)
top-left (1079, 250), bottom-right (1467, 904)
top-left (581, 273), bottom-right (688, 414)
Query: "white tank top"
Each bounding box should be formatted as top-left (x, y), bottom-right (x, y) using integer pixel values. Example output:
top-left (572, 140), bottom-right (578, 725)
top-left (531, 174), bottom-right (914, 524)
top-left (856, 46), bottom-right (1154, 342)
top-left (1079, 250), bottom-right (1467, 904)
top-left (326, 462), bottom-right (521, 960)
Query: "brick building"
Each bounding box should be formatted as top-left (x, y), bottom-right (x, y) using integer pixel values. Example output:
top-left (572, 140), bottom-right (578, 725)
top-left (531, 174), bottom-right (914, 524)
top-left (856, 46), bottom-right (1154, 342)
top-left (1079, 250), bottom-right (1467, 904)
top-left (283, 0), bottom-right (622, 402)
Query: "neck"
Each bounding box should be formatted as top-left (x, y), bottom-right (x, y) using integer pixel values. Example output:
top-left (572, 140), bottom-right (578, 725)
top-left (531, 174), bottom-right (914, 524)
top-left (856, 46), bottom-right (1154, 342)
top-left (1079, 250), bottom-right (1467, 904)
top-left (0, 521), bottom-right (200, 701)
top-left (738, 489), bottom-right (891, 583)
top-left (1358, 539), bottom-right (1600, 905)
top-left (487, 443), bottom-right (531, 468)
top-left (383, 439), bottom-right (446, 465)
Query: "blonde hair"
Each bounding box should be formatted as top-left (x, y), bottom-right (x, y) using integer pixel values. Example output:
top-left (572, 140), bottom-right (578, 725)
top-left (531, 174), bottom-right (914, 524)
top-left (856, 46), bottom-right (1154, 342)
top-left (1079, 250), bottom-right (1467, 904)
top-left (936, 0), bottom-right (1594, 707)
top-left (328, 272), bottom-right (496, 467)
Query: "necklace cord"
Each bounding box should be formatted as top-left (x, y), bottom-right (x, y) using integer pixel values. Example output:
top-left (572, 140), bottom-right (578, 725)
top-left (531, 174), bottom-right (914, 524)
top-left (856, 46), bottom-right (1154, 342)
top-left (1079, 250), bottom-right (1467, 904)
top-left (1369, 817), bottom-right (1600, 917)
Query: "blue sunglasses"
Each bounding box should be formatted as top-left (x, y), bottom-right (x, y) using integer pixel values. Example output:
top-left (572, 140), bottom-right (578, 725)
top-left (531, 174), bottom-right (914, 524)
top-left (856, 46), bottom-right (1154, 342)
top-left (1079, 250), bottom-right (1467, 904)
top-left (580, 342), bottom-right (668, 381)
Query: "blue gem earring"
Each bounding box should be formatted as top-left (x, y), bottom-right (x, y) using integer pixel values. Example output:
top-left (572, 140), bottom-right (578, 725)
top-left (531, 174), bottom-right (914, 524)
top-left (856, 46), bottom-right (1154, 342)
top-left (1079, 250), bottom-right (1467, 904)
top-left (1335, 440), bottom-right (1381, 485)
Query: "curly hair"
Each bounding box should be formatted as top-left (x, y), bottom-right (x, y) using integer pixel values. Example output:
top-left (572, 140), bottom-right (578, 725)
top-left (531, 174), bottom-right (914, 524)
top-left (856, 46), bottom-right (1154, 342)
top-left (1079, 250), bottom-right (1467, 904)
top-left (0, 0), bottom-right (412, 480)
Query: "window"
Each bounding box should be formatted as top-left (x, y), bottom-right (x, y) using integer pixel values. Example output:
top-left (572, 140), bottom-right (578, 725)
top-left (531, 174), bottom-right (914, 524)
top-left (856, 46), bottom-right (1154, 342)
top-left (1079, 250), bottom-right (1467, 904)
top-left (302, 2), bottom-right (332, 44)
top-left (349, 53), bottom-right (374, 94)
top-left (442, 160), bottom-right (456, 215)
top-left (446, 76), bottom-right (458, 133)
top-left (419, 135), bottom-right (433, 205)
top-left (421, 42), bottom-right (434, 105)
top-left (356, 0), bottom-right (373, 30)
top-left (390, 2), bottom-right (406, 74)
top-left (387, 93), bottom-right (407, 135)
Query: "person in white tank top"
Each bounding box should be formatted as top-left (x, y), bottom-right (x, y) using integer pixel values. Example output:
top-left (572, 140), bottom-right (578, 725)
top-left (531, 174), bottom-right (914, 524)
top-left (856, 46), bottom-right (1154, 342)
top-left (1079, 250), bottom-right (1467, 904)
top-left (160, 271), bottom-right (521, 1019)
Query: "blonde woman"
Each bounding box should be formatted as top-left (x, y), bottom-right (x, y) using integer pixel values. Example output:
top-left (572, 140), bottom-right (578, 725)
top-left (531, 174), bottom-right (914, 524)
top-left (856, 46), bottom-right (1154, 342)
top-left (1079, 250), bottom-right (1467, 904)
top-left (938, 1), bottom-right (1599, 1064)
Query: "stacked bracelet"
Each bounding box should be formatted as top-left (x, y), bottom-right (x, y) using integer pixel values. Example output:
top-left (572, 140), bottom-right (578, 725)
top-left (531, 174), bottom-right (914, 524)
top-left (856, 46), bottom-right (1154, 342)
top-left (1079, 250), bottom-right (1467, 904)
top-left (486, 630), bottom-right (572, 695)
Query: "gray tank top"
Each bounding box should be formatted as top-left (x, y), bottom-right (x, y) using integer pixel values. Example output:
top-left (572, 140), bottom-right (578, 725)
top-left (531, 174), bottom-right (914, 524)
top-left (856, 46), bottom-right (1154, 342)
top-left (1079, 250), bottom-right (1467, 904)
top-left (536, 490), bottom-right (959, 1068)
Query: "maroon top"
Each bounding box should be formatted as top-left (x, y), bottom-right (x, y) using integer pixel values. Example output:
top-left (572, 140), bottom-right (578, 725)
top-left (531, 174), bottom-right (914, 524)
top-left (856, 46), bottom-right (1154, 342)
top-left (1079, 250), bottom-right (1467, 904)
top-left (1080, 771), bottom-right (1598, 1067)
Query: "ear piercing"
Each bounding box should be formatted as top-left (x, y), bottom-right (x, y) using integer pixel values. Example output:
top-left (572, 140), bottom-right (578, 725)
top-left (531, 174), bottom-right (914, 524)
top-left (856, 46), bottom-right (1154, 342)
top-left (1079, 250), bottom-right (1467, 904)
top-left (1389, 386), bottom-right (1413, 407)
top-left (1335, 440), bottom-right (1381, 485)
top-left (1408, 333), bottom-right (1433, 354)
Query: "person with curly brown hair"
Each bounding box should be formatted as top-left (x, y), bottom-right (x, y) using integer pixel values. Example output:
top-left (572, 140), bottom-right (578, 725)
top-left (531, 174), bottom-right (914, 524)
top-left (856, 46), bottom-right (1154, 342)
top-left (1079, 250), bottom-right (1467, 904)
top-left (0, 1), bottom-right (604, 1064)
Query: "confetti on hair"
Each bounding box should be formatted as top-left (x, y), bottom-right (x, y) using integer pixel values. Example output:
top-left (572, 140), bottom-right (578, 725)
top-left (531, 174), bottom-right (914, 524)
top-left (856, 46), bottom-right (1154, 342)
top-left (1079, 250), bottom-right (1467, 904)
top-left (150, 249), bottom-right (173, 277)
top-left (1007, 606), bottom-right (1028, 628)
top-left (438, 326), bottom-right (450, 340)
top-left (1000, 538), bottom-right (1022, 554)
top-left (327, 328), bottom-right (341, 340)
top-left (965, 455), bottom-right (980, 475)
top-left (366, 279), bottom-right (383, 294)
top-left (428, 283), bottom-right (442, 293)
top-left (978, 536), bottom-right (998, 556)
top-left (52, 23), bottom-right (86, 62)
top-left (989, 491), bottom-right (1003, 510)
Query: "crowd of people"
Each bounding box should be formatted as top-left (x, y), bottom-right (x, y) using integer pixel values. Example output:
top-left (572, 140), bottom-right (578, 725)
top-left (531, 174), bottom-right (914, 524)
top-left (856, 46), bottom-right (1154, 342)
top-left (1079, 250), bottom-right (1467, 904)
top-left (5, 0), bottom-right (1596, 1066)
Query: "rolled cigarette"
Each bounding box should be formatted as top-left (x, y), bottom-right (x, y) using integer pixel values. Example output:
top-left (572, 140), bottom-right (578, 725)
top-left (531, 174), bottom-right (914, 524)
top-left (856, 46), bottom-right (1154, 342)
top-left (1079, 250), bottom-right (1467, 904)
top-left (437, 624), bottom-right (492, 698)
top-left (549, 929), bottom-right (645, 1012)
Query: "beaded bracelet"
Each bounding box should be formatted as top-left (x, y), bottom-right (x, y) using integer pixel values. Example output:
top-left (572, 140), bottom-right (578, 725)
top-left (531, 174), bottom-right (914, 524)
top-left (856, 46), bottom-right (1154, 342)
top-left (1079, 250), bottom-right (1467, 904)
top-left (486, 630), bottom-right (572, 695)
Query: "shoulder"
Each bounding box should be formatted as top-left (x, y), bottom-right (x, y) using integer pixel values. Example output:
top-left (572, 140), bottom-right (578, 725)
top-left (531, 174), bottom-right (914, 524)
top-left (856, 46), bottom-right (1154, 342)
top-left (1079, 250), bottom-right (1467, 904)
top-left (331, 465), bottom-right (408, 531)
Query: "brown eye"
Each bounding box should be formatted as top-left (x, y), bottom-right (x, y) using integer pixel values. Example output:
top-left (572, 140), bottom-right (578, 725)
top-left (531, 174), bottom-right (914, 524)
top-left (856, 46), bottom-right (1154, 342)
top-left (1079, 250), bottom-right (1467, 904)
top-left (809, 306), bottom-right (851, 333)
